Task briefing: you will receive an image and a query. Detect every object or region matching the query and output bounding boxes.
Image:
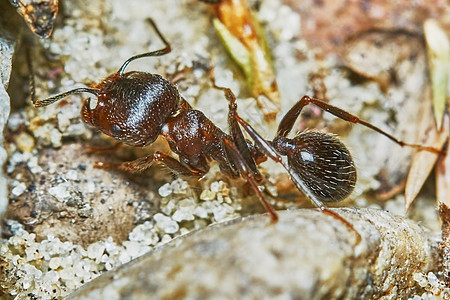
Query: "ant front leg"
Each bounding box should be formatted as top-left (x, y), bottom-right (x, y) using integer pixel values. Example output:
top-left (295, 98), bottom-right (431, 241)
top-left (95, 151), bottom-right (205, 178)
top-left (277, 95), bottom-right (443, 154)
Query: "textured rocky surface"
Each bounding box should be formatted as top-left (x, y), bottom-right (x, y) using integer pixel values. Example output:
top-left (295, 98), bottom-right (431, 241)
top-left (0, 34), bottom-right (14, 223)
top-left (0, 0), bottom-right (446, 299)
top-left (68, 208), bottom-right (440, 300)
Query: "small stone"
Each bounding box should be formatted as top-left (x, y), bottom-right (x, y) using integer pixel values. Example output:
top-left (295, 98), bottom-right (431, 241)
top-left (153, 213), bottom-right (179, 234)
top-left (87, 243), bottom-right (106, 261)
top-left (160, 199), bottom-right (176, 215)
top-left (427, 272), bottom-right (439, 287)
top-left (172, 207), bottom-right (195, 222)
top-left (118, 251), bottom-right (131, 265)
top-left (51, 128), bottom-right (63, 147)
top-left (193, 206), bottom-right (208, 218)
top-left (212, 204), bottom-right (234, 222)
top-left (417, 274), bottom-right (429, 288)
top-left (421, 292), bottom-right (437, 300)
top-left (48, 182), bottom-right (83, 205)
top-left (129, 222), bottom-right (159, 245)
top-left (200, 189), bottom-right (216, 201)
top-left (123, 241), bottom-right (147, 258)
top-left (16, 132), bottom-right (35, 152)
top-left (66, 123), bottom-right (88, 136)
top-left (66, 169), bottom-right (79, 181)
top-left (104, 237), bottom-right (119, 256)
top-left (171, 179), bottom-right (188, 194)
top-left (43, 270), bottom-right (60, 283)
top-left (210, 181), bottom-right (221, 193)
top-left (49, 257), bottom-right (62, 270)
top-left (160, 234), bottom-right (173, 244)
top-left (11, 182), bottom-right (27, 197)
top-left (158, 183), bottom-right (172, 197)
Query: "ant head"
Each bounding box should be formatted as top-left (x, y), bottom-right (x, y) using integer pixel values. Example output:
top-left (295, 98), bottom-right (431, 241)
top-left (81, 72), bottom-right (181, 147)
top-left (283, 131), bottom-right (357, 202)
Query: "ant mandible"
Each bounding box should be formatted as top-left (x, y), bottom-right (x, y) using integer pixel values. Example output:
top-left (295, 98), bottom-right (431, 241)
top-left (33, 19), bottom-right (441, 223)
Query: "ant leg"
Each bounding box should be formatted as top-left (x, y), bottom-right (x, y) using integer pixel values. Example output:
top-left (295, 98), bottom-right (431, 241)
top-left (222, 87), bottom-right (262, 180)
top-left (85, 142), bottom-right (123, 154)
top-left (210, 80), bottom-right (263, 180)
top-left (117, 19), bottom-right (171, 76)
top-left (232, 113), bottom-right (361, 241)
top-left (95, 151), bottom-right (205, 178)
top-left (278, 95), bottom-right (442, 154)
top-left (221, 138), bottom-right (278, 222)
top-left (199, 0), bottom-right (223, 4)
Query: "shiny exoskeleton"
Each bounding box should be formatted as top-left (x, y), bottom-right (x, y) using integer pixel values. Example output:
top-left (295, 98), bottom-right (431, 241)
top-left (33, 19), bottom-right (439, 222)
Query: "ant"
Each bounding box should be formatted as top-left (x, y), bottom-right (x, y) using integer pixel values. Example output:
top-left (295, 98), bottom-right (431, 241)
top-left (32, 19), bottom-right (442, 223)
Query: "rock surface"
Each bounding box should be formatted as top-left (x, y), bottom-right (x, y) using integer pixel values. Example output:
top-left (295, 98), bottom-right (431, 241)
top-left (68, 208), bottom-right (439, 300)
top-left (0, 34), bottom-right (14, 222)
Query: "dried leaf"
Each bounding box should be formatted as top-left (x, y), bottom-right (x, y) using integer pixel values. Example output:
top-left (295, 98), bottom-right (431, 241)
top-left (405, 114), bottom-right (449, 210)
top-left (424, 19), bottom-right (450, 130)
top-left (12, 0), bottom-right (59, 39)
top-left (207, 0), bottom-right (280, 120)
top-left (213, 19), bottom-right (252, 86)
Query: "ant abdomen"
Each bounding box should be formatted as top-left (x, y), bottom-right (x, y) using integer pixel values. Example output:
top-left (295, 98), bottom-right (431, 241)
top-left (82, 72), bottom-right (181, 147)
top-left (286, 131), bottom-right (357, 202)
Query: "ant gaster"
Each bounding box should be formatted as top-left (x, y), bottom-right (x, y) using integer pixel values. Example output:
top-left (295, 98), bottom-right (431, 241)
top-left (33, 19), bottom-right (441, 223)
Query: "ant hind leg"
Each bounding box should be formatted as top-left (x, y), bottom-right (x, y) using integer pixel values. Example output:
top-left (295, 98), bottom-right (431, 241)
top-left (277, 95), bottom-right (443, 154)
top-left (95, 151), bottom-right (205, 178)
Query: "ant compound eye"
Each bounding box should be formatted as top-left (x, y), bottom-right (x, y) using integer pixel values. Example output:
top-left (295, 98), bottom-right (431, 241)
top-left (289, 131), bottom-right (357, 202)
top-left (110, 124), bottom-right (124, 136)
top-left (88, 97), bottom-right (98, 110)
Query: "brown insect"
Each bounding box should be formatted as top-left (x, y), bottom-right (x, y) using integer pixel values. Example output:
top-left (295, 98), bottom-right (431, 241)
top-left (10, 0), bottom-right (59, 38)
top-left (32, 19), bottom-right (441, 222)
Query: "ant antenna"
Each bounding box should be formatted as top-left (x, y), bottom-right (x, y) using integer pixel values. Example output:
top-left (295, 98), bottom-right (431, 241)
top-left (33, 88), bottom-right (99, 107)
top-left (117, 18), bottom-right (172, 76)
top-left (26, 45), bottom-right (99, 108)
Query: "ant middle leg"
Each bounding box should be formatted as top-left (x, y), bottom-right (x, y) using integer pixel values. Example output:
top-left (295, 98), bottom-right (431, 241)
top-left (86, 142), bottom-right (123, 154)
top-left (277, 95), bottom-right (443, 154)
